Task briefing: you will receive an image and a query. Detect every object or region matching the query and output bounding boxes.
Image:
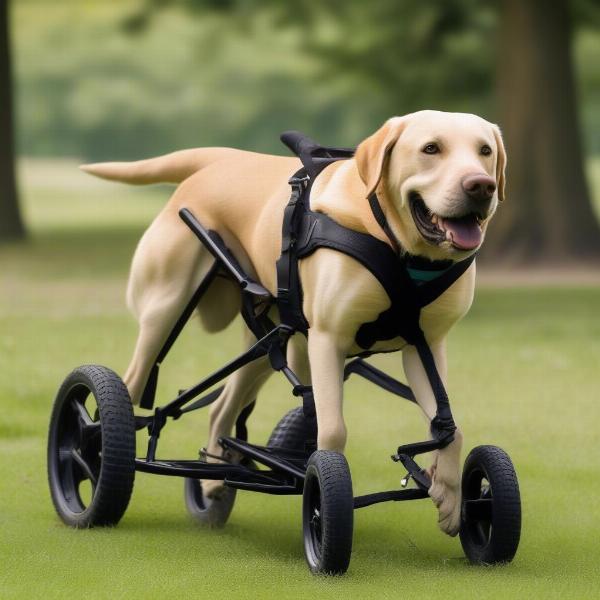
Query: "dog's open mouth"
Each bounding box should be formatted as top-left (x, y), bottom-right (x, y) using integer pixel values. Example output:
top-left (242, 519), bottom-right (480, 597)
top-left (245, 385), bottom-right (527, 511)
top-left (409, 193), bottom-right (483, 251)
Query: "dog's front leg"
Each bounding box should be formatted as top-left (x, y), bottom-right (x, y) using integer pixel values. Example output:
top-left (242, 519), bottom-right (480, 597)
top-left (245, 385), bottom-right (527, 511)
top-left (402, 340), bottom-right (462, 536)
top-left (307, 329), bottom-right (347, 452)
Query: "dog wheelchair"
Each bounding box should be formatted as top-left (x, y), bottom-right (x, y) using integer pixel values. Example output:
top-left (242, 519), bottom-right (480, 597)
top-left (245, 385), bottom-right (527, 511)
top-left (47, 132), bottom-right (521, 574)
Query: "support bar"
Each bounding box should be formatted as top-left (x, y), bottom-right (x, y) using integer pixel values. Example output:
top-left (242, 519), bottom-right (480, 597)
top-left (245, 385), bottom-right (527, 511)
top-left (353, 488), bottom-right (428, 509)
top-left (135, 458), bottom-right (271, 481)
top-left (220, 437), bottom-right (307, 480)
top-left (174, 386), bottom-right (224, 417)
top-left (159, 326), bottom-right (286, 418)
top-left (224, 480), bottom-right (300, 495)
top-left (394, 454), bottom-right (432, 490)
top-left (394, 438), bottom-right (450, 459)
top-left (344, 358), bottom-right (415, 402)
top-left (139, 259), bottom-right (221, 409)
top-left (179, 207), bottom-right (271, 299)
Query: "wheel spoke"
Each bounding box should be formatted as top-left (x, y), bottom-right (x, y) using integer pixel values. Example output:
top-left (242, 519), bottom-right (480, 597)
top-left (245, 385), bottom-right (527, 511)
top-left (72, 398), bottom-right (94, 425)
top-left (464, 498), bottom-right (493, 521)
top-left (311, 502), bottom-right (322, 546)
top-left (71, 448), bottom-right (98, 486)
top-left (58, 446), bottom-right (75, 480)
top-left (83, 424), bottom-right (102, 450)
top-left (72, 398), bottom-right (101, 445)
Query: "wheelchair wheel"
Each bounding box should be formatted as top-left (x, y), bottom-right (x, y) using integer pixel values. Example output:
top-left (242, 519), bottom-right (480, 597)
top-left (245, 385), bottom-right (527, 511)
top-left (267, 406), bottom-right (317, 453)
top-left (302, 450), bottom-right (353, 575)
top-left (47, 365), bottom-right (136, 527)
top-left (460, 445), bottom-right (521, 564)
top-left (184, 478), bottom-right (236, 528)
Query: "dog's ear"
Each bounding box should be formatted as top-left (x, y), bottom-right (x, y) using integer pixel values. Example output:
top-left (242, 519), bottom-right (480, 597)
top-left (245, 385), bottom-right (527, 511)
top-left (355, 117), bottom-right (407, 198)
top-left (492, 125), bottom-right (507, 202)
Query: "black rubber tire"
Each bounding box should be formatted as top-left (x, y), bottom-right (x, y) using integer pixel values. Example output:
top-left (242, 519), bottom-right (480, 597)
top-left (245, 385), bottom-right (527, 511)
top-left (302, 450), bottom-right (354, 575)
top-left (183, 478), bottom-right (237, 528)
top-left (459, 445), bottom-right (521, 565)
top-left (47, 365), bottom-right (136, 527)
top-left (267, 406), bottom-right (317, 453)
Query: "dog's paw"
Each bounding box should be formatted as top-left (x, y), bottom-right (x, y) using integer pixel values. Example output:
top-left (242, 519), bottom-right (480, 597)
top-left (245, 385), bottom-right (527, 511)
top-left (428, 477), bottom-right (461, 537)
top-left (201, 448), bottom-right (243, 500)
top-left (201, 478), bottom-right (226, 500)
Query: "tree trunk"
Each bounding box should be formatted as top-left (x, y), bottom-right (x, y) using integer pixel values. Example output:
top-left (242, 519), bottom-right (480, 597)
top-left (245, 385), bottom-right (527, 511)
top-left (483, 0), bottom-right (600, 264)
top-left (0, 0), bottom-right (25, 241)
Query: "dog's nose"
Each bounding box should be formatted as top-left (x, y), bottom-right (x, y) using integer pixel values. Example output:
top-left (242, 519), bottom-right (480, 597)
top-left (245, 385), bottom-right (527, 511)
top-left (462, 174), bottom-right (496, 201)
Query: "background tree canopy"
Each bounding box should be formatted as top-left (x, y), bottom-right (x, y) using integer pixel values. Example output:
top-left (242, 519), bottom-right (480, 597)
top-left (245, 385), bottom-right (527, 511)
top-left (12, 0), bottom-right (600, 159)
top-left (4, 0), bottom-right (600, 262)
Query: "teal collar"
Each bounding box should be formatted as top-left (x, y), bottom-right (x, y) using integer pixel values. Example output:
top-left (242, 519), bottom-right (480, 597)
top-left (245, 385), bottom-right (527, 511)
top-left (404, 255), bottom-right (455, 285)
top-left (407, 264), bottom-right (454, 284)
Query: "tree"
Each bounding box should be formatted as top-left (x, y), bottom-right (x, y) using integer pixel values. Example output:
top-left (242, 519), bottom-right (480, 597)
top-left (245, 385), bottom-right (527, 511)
top-left (0, 0), bottom-right (24, 241)
top-left (40, 0), bottom-right (600, 263)
top-left (483, 0), bottom-right (600, 263)
top-left (159, 0), bottom-right (600, 264)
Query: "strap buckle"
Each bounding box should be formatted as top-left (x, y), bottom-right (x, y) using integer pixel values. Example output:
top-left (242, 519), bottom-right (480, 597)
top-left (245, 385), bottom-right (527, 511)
top-left (288, 173), bottom-right (310, 186)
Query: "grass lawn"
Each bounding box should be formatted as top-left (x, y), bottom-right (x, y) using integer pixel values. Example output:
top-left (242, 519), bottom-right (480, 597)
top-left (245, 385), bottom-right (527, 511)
top-left (1, 159), bottom-right (600, 599)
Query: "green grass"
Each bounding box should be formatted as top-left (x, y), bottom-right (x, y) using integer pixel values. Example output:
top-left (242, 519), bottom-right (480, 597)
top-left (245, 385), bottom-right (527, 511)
top-left (1, 159), bottom-right (600, 599)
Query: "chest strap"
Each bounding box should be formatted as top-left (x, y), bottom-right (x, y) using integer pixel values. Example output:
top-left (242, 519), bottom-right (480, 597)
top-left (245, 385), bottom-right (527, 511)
top-left (294, 208), bottom-right (475, 347)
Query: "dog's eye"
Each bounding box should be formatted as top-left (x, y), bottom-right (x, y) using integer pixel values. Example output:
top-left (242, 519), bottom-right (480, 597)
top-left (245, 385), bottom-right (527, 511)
top-left (422, 143), bottom-right (440, 155)
top-left (480, 144), bottom-right (492, 156)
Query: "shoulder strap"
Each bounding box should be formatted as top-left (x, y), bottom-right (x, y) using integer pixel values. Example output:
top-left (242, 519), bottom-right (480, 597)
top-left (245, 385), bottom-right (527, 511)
top-left (295, 209), bottom-right (476, 345)
top-left (280, 131), bottom-right (401, 257)
top-left (295, 210), bottom-right (401, 300)
top-left (368, 193), bottom-right (402, 255)
top-left (275, 170), bottom-right (311, 332)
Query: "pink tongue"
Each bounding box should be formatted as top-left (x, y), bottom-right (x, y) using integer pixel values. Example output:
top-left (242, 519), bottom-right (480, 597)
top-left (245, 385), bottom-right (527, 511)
top-left (441, 216), bottom-right (482, 250)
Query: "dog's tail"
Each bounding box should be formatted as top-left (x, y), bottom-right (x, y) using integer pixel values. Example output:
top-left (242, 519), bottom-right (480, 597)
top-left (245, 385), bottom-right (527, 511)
top-left (80, 148), bottom-right (236, 185)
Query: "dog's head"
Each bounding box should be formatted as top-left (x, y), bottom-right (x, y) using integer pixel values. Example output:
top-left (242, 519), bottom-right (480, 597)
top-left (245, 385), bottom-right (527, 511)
top-left (355, 110), bottom-right (506, 260)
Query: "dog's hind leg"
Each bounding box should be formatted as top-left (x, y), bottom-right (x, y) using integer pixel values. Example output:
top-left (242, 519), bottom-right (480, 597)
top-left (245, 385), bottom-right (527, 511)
top-left (123, 213), bottom-right (238, 406)
top-left (123, 268), bottom-right (207, 406)
top-left (202, 327), bottom-right (273, 498)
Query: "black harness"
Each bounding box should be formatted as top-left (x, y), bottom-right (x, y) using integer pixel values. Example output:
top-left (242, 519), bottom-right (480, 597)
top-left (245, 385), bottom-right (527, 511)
top-left (276, 130), bottom-right (475, 352)
top-left (275, 131), bottom-right (476, 444)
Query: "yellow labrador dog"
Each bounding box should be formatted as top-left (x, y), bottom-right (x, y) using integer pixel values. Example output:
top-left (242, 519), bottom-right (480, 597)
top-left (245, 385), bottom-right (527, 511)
top-left (82, 110), bottom-right (506, 536)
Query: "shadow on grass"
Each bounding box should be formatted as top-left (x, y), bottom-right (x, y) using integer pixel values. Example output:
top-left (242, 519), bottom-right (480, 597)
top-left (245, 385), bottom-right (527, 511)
top-left (114, 501), bottom-right (485, 572)
top-left (119, 510), bottom-right (301, 554)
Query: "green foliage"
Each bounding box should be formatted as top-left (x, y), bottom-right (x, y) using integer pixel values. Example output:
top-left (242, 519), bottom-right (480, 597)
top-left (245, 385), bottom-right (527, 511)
top-left (578, 29), bottom-right (600, 153)
top-left (14, 0), bottom-right (372, 159)
top-left (12, 0), bottom-right (600, 160)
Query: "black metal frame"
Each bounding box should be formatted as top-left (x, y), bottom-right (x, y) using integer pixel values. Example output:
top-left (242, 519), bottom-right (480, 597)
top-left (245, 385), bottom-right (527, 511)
top-left (132, 207), bottom-right (454, 510)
